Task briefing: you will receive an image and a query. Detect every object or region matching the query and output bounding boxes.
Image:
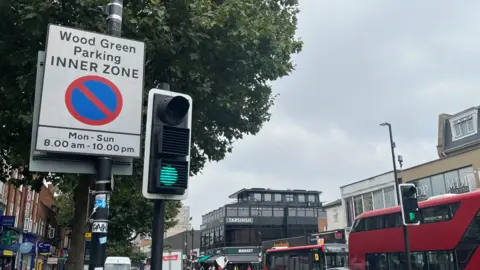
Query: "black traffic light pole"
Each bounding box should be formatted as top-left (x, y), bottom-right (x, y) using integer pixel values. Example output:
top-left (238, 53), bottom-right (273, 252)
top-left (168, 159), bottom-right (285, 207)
top-left (150, 82), bottom-right (171, 270)
top-left (381, 122), bottom-right (412, 270)
top-left (89, 1), bottom-right (123, 269)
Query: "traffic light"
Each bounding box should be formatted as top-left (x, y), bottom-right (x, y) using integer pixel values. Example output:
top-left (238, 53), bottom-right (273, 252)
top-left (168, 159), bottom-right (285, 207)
top-left (399, 183), bottom-right (420, 226)
top-left (142, 89), bottom-right (192, 200)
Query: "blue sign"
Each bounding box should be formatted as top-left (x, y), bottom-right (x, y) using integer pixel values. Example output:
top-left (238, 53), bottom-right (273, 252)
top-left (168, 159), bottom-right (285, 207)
top-left (94, 199), bottom-right (106, 209)
top-left (19, 242), bottom-right (33, 254)
top-left (37, 242), bottom-right (51, 253)
top-left (0, 216), bottom-right (15, 227)
top-left (65, 75), bottom-right (123, 126)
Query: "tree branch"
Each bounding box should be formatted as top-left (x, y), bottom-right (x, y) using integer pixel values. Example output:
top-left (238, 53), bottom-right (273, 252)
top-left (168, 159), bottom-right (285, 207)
top-left (127, 232), bottom-right (140, 242)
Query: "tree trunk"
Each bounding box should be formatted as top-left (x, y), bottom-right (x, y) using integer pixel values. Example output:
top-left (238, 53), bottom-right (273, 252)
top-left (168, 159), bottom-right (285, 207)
top-left (65, 175), bottom-right (91, 270)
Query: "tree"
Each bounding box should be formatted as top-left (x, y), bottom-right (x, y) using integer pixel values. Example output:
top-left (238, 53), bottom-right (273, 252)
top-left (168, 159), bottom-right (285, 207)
top-left (1, 0), bottom-right (302, 269)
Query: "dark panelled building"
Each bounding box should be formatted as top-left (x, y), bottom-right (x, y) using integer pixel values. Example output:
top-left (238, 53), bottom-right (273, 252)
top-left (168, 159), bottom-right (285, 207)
top-left (199, 188), bottom-right (326, 257)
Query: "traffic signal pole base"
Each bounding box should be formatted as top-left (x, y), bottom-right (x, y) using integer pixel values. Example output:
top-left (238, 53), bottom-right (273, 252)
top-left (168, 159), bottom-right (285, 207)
top-left (89, 157), bottom-right (112, 270)
top-left (151, 200), bottom-right (166, 270)
top-left (403, 225), bottom-right (412, 270)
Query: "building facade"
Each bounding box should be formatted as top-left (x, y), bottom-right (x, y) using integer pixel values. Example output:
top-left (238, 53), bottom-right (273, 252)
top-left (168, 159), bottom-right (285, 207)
top-left (400, 107), bottom-right (480, 200)
top-left (340, 171), bottom-right (397, 238)
top-left (165, 206), bottom-right (192, 238)
top-left (199, 188), bottom-right (325, 258)
top-left (0, 175), bottom-right (63, 270)
top-left (323, 199), bottom-right (345, 231)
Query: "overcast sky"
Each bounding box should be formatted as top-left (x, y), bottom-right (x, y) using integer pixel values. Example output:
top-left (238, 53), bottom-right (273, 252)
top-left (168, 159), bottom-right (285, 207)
top-left (185, 1), bottom-right (480, 228)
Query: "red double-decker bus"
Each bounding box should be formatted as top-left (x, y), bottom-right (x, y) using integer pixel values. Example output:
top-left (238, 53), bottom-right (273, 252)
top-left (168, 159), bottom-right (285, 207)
top-left (264, 245), bottom-right (327, 270)
top-left (348, 190), bottom-right (480, 270)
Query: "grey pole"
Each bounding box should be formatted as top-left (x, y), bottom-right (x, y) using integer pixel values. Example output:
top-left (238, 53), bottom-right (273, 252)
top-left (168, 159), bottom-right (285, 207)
top-left (380, 122), bottom-right (412, 270)
top-left (89, 1), bottom-right (123, 269)
top-left (151, 83), bottom-right (171, 270)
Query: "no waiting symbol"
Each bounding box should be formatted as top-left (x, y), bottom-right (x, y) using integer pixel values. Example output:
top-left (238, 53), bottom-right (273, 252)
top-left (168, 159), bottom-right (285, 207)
top-left (65, 75), bottom-right (123, 126)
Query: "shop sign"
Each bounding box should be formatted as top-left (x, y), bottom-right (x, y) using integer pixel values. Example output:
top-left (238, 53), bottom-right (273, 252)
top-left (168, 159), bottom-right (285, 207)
top-left (446, 175), bottom-right (472, 194)
top-left (225, 248), bottom-right (255, 254)
top-left (225, 217), bottom-right (253, 224)
top-left (273, 241), bottom-right (289, 247)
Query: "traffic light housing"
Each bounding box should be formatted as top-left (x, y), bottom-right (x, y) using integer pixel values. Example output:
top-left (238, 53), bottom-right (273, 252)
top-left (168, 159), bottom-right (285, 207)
top-left (142, 89), bottom-right (192, 200)
top-left (399, 183), bottom-right (420, 226)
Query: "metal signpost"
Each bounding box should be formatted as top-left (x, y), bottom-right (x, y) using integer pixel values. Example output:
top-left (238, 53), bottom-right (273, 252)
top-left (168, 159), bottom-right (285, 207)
top-left (30, 0), bottom-right (144, 268)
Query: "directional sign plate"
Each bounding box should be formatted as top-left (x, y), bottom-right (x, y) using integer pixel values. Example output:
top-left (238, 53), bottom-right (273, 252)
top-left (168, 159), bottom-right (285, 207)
top-left (36, 24), bottom-right (145, 157)
top-left (92, 222), bottom-right (108, 233)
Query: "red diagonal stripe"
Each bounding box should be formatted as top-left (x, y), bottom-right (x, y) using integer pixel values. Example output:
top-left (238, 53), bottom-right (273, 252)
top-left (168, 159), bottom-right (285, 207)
top-left (75, 83), bottom-right (114, 118)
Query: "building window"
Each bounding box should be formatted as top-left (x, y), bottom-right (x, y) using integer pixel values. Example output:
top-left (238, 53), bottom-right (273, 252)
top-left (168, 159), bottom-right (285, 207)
top-left (261, 207), bottom-right (272, 217)
top-left (288, 208), bottom-right (296, 216)
top-left (253, 193), bottom-right (262, 201)
top-left (305, 208), bottom-right (315, 217)
top-left (383, 187), bottom-right (396, 208)
top-left (363, 193), bottom-right (373, 212)
top-left (345, 198), bottom-right (354, 227)
top-left (264, 193), bottom-right (272, 201)
top-left (317, 209), bottom-right (326, 218)
top-left (275, 194), bottom-right (282, 202)
top-left (286, 194), bottom-right (294, 202)
top-left (373, 190), bottom-right (384, 210)
top-left (273, 208), bottom-right (284, 217)
top-left (354, 196), bottom-right (363, 217)
top-left (452, 114), bottom-right (476, 139)
top-left (333, 210), bottom-right (338, 222)
top-left (238, 207), bottom-right (249, 217)
top-left (297, 195), bottom-right (305, 202)
top-left (251, 207), bottom-right (259, 216)
top-left (308, 195), bottom-right (316, 202)
top-left (296, 208), bottom-right (306, 216)
top-left (226, 207), bottom-right (238, 216)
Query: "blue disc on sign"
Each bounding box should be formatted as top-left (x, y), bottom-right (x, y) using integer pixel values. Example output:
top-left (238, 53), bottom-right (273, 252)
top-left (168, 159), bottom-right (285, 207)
top-left (65, 75), bottom-right (123, 126)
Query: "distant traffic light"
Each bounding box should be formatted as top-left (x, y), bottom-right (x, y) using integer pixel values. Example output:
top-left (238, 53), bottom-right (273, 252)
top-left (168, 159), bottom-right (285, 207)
top-left (142, 89), bottom-right (192, 200)
top-left (399, 183), bottom-right (420, 226)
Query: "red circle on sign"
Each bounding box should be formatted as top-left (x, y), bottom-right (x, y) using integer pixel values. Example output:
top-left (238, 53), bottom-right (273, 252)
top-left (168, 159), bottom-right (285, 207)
top-left (65, 75), bottom-right (123, 126)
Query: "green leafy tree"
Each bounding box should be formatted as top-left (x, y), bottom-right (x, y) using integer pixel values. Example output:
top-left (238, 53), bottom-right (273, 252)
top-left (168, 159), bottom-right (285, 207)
top-left (1, 0), bottom-right (301, 269)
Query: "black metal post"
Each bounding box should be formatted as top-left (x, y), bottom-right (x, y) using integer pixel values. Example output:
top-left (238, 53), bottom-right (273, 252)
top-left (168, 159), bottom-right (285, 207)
top-left (151, 82), bottom-right (170, 270)
top-left (89, 157), bottom-right (113, 270)
top-left (382, 122), bottom-right (412, 270)
top-left (152, 200), bottom-right (166, 270)
top-left (89, 2), bottom-right (122, 268)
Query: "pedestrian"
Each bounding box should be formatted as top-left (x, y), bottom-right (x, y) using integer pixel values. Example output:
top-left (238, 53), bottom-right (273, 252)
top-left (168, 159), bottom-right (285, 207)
top-left (247, 264), bottom-right (252, 270)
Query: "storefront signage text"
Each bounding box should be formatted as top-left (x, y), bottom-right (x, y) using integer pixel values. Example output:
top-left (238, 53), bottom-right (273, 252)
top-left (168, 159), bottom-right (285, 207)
top-left (225, 217), bottom-right (254, 224)
top-left (446, 175), bottom-right (471, 194)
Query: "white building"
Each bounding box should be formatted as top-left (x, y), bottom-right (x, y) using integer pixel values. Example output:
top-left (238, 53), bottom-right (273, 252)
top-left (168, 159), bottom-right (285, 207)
top-left (340, 171), bottom-right (397, 240)
top-left (165, 205), bottom-right (192, 238)
top-left (323, 199), bottom-right (345, 231)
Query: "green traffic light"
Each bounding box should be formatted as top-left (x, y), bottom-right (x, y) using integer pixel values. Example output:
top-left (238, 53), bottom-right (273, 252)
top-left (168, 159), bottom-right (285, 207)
top-left (409, 212), bottom-right (416, 221)
top-left (159, 165), bottom-right (178, 186)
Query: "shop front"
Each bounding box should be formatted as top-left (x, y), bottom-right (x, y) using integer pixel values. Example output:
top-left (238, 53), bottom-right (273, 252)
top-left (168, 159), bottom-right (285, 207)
top-left (204, 247), bottom-right (260, 270)
top-left (401, 149), bottom-right (480, 199)
top-left (0, 216), bottom-right (20, 270)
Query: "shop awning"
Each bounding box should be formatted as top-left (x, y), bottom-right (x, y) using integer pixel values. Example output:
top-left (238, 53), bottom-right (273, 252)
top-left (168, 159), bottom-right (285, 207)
top-left (226, 254), bottom-right (260, 264)
top-left (205, 255), bottom-right (225, 263)
top-left (198, 255), bottom-right (213, 263)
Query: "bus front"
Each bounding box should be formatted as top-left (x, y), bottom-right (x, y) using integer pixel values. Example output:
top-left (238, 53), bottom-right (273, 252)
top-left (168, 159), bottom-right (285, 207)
top-left (264, 245), bottom-right (326, 270)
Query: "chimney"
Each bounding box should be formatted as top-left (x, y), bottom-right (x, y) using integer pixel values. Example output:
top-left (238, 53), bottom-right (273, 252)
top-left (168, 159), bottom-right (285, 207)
top-left (437, 113), bottom-right (451, 158)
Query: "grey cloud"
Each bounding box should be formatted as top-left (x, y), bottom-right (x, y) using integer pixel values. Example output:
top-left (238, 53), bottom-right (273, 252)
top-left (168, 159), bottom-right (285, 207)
top-left (185, 1), bottom-right (480, 228)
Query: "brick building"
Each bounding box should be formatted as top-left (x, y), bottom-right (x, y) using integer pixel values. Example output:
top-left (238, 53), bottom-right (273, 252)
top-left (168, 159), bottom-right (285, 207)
top-left (0, 172), bottom-right (63, 270)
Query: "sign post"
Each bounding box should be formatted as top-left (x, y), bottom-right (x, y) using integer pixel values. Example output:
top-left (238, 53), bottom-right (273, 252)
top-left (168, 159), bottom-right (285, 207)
top-left (33, 0), bottom-right (144, 268)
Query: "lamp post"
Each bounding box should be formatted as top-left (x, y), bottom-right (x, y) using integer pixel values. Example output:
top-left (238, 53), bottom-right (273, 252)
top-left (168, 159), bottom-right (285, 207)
top-left (380, 122), bottom-right (412, 270)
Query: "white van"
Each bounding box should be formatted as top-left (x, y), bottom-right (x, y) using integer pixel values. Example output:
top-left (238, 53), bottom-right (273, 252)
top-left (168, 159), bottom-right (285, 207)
top-left (104, 256), bottom-right (132, 270)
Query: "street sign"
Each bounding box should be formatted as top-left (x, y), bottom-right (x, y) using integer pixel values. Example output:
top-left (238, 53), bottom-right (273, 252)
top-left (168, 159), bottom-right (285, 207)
top-left (37, 242), bottom-right (51, 253)
top-left (92, 222), bottom-right (108, 233)
top-left (36, 24), bottom-right (144, 158)
top-left (29, 51), bottom-right (133, 175)
top-left (65, 75), bottom-right (123, 126)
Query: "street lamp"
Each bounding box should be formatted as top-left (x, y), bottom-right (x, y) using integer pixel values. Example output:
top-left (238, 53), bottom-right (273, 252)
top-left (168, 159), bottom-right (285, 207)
top-left (380, 122), bottom-right (412, 270)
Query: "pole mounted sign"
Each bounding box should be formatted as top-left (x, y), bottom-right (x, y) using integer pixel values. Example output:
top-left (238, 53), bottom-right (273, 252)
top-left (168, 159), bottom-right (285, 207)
top-left (35, 24), bottom-right (144, 158)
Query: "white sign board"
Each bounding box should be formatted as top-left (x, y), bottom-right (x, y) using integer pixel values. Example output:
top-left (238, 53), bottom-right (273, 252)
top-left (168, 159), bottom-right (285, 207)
top-left (162, 251), bottom-right (182, 270)
top-left (92, 221), bottom-right (108, 233)
top-left (36, 24), bottom-right (144, 158)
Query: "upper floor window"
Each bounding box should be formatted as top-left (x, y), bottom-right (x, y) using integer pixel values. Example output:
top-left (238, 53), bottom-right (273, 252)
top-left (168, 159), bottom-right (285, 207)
top-left (308, 195), bottom-right (316, 202)
top-left (297, 194), bottom-right (305, 202)
top-left (286, 194), bottom-right (294, 202)
top-left (275, 194), bottom-right (282, 202)
top-left (264, 193), bottom-right (272, 201)
top-left (450, 111), bottom-right (478, 141)
top-left (253, 193), bottom-right (262, 201)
